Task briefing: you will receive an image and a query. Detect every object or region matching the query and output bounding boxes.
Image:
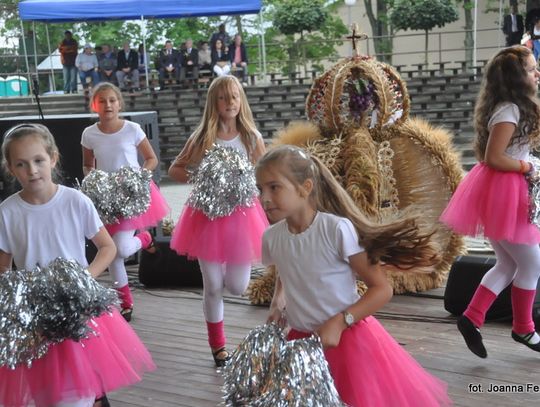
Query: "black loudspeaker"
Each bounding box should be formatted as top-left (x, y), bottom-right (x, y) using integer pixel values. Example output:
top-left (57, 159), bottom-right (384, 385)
top-left (138, 233), bottom-right (203, 287)
top-left (444, 255), bottom-right (540, 323)
top-left (444, 255), bottom-right (512, 321)
top-left (0, 112), bottom-right (160, 200)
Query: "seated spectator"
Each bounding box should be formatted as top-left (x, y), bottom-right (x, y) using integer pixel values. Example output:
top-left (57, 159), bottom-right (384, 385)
top-left (158, 40), bottom-right (181, 89)
top-left (198, 41), bottom-right (212, 72)
top-left (98, 44), bottom-right (117, 83)
top-left (180, 38), bottom-right (199, 86)
top-left (116, 41), bottom-right (140, 91)
top-left (229, 34), bottom-right (248, 85)
top-left (211, 39), bottom-right (231, 77)
top-left (75, 44), bottom-right (99, 89)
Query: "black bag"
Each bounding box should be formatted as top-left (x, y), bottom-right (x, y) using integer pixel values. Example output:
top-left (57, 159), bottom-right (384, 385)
top-left (138, 228), bottom-right (202, 288)
top-left (444, 255), bottom-right (540, 324)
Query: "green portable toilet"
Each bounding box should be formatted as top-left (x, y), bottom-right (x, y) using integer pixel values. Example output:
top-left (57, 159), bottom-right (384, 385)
top-left (0, 77), bottom-right (6, 97)
top-left (5, 75), bottom-right (29, 96)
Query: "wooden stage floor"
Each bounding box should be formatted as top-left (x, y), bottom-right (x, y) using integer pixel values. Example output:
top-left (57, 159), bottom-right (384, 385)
top-left (104, 267), bottom-right (540, 407)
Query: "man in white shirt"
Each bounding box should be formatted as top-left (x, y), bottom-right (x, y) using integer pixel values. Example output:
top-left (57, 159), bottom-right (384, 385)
top-left (503, 4), bottom-right (524, 46)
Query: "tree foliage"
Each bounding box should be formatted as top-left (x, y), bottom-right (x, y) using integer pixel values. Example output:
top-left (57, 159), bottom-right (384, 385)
top-left (390, 0), bottom-right (459, 32)
top-left (390, 0), bottom-right (459, 64)
top-left (272, 0), bottom-right (328, 35)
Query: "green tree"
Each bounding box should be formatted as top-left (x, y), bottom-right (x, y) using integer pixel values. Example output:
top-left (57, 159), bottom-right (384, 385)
top-left (268, 0), bottom-right (346, 76)
top-left (363, 0), bottom-right (395, 63)
top-left (390, 0), bottom-right (459, 65)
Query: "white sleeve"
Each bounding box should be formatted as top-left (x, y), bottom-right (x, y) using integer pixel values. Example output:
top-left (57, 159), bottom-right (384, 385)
top-left (81, 127), bottom-right (92, 149)
top-left (261, 231), bottom-right (273, 267)
top-left (78, 192), bottom-right (104, 239)
top-left (132, 122), bottom-right (146, 146)
top-left (337, 218), bottom-right (365, 261)
top-left (488, 103), bottom-right (519, 130)
top-left (0, 210), bottom-right (11, 255)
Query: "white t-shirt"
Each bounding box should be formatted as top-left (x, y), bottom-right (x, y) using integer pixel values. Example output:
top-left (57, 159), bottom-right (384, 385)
top-left (81, 120), bottom-right (146, 172)
top-left (488, 102), bottom-right (529, 160)
top-left (262, 212), bottom-right (364, 332)
top-left (214, 131), bottom-right (262, 157)
top-left (0, 186), bottom-right (102, 270)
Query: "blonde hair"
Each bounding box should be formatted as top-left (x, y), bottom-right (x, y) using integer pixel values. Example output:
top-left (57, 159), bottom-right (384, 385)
top-left (89, 82), bottom-right (125, 112)
top-left (1, 123), bottom-right (61, 180)
top-left (256, 144), bottom-right (439, 267)
top-left (174, 75), bottom-right (259, 166)
top-left (474, 45), bottom-right (540, 160)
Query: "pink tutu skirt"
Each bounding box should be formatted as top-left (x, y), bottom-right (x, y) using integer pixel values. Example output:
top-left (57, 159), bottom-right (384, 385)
top-left (440, 162), bottom-right (540, 244)
top-left (106, 181), bottom-right (170, 236)
top-left (0, 309), bottom-right (155, 407)
top-left (170, 200), bottom-right (268, 264)
top-left (289, 316), bottom-right (451, 407)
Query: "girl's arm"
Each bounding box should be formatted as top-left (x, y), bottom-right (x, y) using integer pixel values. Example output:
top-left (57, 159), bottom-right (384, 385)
top-left (485, 122), bottom-right (531, 172)
top-left (82, 147), bottom-right (96, 176)
top-left (267, 271), bottom-right (287, 326)
top-left (137, 138), bottom-right (159, 171)
top-left (251, 136), bottom-right (266, 163)
top-left (168, 139), bottom-right (196, 183)
top-left (0, 250), bottom-right (12, 273)
top-left (87, 227), bottom-right (117, 278)
top-left (316, 251), bottom-right (393, 348)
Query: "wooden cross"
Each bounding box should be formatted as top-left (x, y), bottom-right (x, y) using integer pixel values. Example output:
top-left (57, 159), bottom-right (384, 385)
top-left (346, 23), bottom-right (368, 57)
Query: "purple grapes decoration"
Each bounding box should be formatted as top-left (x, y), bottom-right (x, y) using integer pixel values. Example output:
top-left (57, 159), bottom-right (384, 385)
top-left (348, 77), bottom-right (375, 121)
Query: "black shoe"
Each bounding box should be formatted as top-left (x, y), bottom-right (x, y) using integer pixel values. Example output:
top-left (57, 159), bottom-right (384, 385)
top-left (212, 347), bottom-right (231, 367)
top-left (457, 315), bottom-right (487, 358)
top-left (511, 331), bottom-right (540, 352)
top-left (95, 394), bottom-right (111, 407)
top-left (120, 307), bottom-right (133, 322)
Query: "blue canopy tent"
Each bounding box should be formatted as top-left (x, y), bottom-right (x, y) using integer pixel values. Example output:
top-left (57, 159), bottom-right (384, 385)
top-left (18, 0), bottom-right (265, 90)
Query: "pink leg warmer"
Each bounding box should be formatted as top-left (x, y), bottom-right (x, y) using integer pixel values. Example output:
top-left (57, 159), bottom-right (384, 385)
top-left (206, 320), bottom-right (226, 349)
top-left (116, 284), bottom-right (134, 309)
top-left (512, 285), bottom-right (537, 334)
top-left (463, 284), bottom-right (497, 328)
top-left (135, 231), bottom-right (152, 250)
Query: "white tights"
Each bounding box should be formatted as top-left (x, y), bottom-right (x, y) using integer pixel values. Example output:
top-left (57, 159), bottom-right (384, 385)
top-left (109, 230), bottom-right (141, 287)
top-left (481, 239), bottom-right (540, 293)
top-left (198, 259), bottom-right (251, 323)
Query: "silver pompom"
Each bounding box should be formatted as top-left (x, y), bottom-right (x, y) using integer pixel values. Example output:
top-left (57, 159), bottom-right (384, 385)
top-left (187, 145), bottom-right (258, 220)
top-left (0, 258), bottom-right (119, 369)
top-left (33, 258), bottom-right (120, 343)
top-left (223, 323), bottom-right (286, 405)
top-left (0, 269), bottom-right (47, 369)
top-left (81, 166), bottom-right (152, 224)
top-left (528, 156), bottom-right (540, 226)
top-left (222, 324), bottom-right (346, 406)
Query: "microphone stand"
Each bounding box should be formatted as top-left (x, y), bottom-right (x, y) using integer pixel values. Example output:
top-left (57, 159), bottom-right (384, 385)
top-left (32, 74), bottom-right (44, 121)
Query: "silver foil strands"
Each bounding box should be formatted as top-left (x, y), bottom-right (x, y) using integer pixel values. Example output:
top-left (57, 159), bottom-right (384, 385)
top-left (222, 324), bottom-right (346, 407)
top-left (0, 258), bottom-right (119, 369)
top-left (81, 166), bottom-right (152, 224)
top-left (528, 156), bottom-right (540, 227)
top-left (187, 145), bottom-right (258, 220)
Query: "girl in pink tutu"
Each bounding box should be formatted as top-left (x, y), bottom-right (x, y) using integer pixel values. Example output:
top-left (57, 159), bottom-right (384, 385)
top-left (256, 143), bottom-right (451, 407)
top-left (440, 45), bottom-right (540, 358)
top-left (168, 75), bottom-right (268, 366)
top-left (0, 123), bottom-right (155, 407)
top-left (82, 82), bottom-right (169, 322)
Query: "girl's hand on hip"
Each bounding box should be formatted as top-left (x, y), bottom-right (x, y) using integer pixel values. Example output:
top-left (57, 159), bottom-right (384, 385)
top-left (267, 307), bottom-right (287, 328)
top-left (316, 314), bottom-right (346, 349)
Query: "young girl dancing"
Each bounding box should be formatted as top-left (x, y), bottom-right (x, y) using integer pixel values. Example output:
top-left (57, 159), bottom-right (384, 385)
top-left (0, 123), bottom-right (155, 407)
top-left (441, 45), bottom-right (540, 358)
top-left (82, 82), bottom-right (169, 321)
top-left (168, 75), bottom-right (268, 366)
top-left (257, 143), bottom-right (452, 407)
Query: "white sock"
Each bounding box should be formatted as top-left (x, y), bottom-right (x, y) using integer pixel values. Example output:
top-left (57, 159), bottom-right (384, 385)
top-left (518, 331), bottom-right (540, 344)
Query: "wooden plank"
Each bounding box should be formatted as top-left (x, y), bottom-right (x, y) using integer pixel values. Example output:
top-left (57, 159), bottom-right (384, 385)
top-left (99, 269), bottom-right (540, 406)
